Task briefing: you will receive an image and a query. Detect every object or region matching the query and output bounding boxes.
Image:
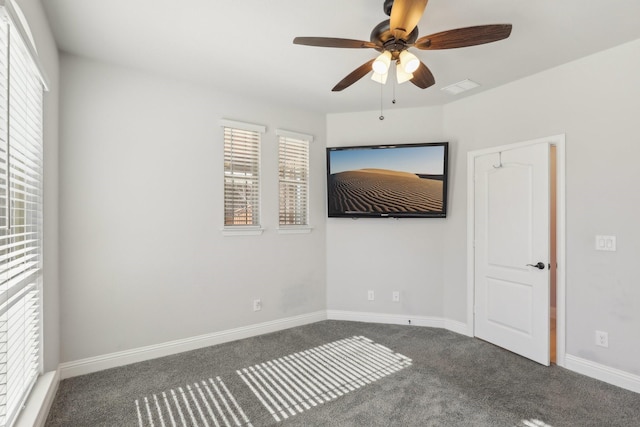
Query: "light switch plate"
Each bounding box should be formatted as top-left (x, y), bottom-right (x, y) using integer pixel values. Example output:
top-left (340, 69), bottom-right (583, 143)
top-left (595, 235), bottom-right (616, 251)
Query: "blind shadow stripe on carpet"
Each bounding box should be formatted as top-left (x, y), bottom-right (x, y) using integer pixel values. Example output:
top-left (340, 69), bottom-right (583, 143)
top-left (134, 336), bottom-right (411, 426)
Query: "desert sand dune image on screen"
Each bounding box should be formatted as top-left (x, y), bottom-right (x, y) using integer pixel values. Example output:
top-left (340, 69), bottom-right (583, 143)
top-left (328, 168), bottom-right (443, 214)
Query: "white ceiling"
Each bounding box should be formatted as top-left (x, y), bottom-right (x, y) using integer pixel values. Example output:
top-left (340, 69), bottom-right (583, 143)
top-left (42, 0), bottom-right (640, 114)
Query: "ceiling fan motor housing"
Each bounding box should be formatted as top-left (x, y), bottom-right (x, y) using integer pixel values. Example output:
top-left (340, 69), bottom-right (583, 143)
top-left (371, 20), bottom-right (419, 57)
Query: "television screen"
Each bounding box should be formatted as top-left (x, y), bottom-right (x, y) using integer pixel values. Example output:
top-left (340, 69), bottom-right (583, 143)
top-left (326, 142), bottom-right (448, 218)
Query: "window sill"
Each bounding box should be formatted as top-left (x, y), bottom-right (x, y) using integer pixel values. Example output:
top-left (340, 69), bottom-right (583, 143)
top-left (221, 227), bottom-right (265, 236)
top-left (15, 370), bottom-right (59, 427)
top-left (277, 226), bottom-right (313, 235)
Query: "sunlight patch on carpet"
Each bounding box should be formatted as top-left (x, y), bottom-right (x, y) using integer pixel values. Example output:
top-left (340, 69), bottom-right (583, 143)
top-left (237, 335), bottom-right (412, 422)
top-left (135, 376), bottom-right (252, 427)
top-left (133, 336), bottom-right (410, 426)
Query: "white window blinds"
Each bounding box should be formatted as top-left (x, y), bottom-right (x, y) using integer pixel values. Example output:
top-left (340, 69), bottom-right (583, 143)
top-left (277, 130), bottom-right (311, 227)
top-left (0, 5), bottom-right (45, 427)
top-left (222, 120), bottom-right (265, 227)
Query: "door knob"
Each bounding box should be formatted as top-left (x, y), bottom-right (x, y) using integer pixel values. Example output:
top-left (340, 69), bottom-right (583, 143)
top-left (526, 262), bottom-right (546, 270)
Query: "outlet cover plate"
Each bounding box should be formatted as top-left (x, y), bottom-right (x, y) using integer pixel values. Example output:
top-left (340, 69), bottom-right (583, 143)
top-left (595, 235), bottom-right (616, 251)
top-left (595, 330), bottom-right (609, 348)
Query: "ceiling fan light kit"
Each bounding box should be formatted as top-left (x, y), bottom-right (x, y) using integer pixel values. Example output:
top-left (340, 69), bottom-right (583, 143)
top-left (371, 70), bottom-right (389, 84)
top-left (399, 50), bottom-right (420, 74)
top-left (372, 51), bottom-right (392, 74)
top-left (293, 0), bottom-right (513, 93)
top-left (396, 63), bottom-right (414, 84)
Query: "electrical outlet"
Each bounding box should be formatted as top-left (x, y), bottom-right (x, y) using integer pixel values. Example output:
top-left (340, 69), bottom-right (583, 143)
top-left (392, 291), bottom-right (400, 302)
top-left (595, 330), bottom-right (608, 348)
top-left (595, 235), bottom-right (616, 251)
top-left (253, 299), bottom-right (262, 311)
top-left (367, 290), bottom-right (375, 301)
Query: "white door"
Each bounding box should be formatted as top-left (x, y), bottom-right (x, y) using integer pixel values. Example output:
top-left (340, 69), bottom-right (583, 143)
top-left (474, 142), bottom-right (550, 365)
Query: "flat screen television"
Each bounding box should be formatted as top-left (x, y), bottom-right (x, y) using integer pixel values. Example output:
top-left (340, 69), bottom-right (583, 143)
top-left (326, 142), bottom-right (448, 218)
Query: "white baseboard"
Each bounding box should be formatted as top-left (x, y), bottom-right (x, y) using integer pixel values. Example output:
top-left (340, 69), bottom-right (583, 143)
top-left (59, 311), bottom-right (327, 380)
top-left (327, 311), bottom-right (639, 394)
top-left (326, 310), bottom-right (470, 336)
top-left (59, 310), bottom-right (469, 381)
top-left (444, 318), bottom-right (473, 337)
top-left (565, 354), bottom-right (640, 394)
top-left (16, 369), bottom-right (60, 427)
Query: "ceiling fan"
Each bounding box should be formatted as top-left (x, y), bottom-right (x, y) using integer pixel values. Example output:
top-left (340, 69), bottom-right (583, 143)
top-left (293, 0), bottom-right (512, 91)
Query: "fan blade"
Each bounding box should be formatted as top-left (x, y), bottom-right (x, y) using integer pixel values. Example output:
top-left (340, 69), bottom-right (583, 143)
top-left (293, 37), bottom-right (379, 49)
top-left (410, 61), bottom-right (435, 89)
top-left (332, 59), bottom-right (376, 92)
top-left (390, 0), bottom-right (429, 40)
top-left (414, 24), bottom-right (512, 50)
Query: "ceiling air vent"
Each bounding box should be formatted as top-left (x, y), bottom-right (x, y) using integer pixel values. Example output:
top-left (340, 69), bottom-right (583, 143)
top-left (441, 79), bottom-right (480, 95)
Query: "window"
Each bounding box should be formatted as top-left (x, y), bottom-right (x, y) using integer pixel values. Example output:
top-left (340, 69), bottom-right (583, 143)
top-left (277, 130), bottom-right (311, 227)
top-left (0, 3), bottom-right (47, 427)
top-left (221, 120), bottom-right (265, 228)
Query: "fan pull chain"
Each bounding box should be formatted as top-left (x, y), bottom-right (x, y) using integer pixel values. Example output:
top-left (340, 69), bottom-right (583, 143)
top-left (392, 69), bottom-right (397, 104)
top-left (379, 81), bottom-right (385, 120)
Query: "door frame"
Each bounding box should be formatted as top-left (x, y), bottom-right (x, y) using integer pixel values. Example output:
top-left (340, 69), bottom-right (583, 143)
top-left (466, 134), bottom-right (566, 367)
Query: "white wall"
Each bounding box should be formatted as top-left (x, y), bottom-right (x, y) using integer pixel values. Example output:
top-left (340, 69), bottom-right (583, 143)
top-left (59, 54), bottom-right (326, 362)
top-left (14, 0), bottom-right (60, 372)
top-left (442, 38), bottom-right (640, 376)
top-left (326, 107), bottom-right (447, 318)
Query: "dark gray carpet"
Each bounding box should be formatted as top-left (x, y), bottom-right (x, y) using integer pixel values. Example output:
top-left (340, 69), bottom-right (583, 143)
top-left (46, 320), bottom-right (640, 426)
